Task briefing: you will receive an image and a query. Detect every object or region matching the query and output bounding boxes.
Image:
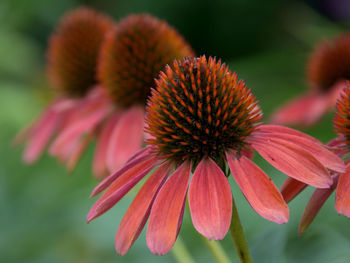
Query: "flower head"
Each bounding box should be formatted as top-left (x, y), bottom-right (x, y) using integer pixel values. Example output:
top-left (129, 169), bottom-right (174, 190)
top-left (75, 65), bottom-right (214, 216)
top-left (48, 7), bottom-right (114, 97)
top-left (146, 56), bottom-right (261, 165)
top-left (98, 14), bottom-right (194, 107)
top-left (88, 56), bottom-right (343, 255)
top-left (281, 86), bottom-right (350, 235)
top-left (15, 7), bottom-right (115, 164)
top-left (271, 34), bottom-right (350, 126)
top-left (308, 35), bottom-right (350, 92)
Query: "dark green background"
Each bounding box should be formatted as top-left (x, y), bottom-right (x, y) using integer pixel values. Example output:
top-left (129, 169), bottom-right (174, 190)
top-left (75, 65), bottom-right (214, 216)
top-left (1, 0), bottom-right (350, 262)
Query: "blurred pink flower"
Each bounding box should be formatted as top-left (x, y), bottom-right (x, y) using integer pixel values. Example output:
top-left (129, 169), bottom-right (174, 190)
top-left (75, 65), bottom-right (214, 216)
top-left (14, 8), bottom-right (114, 166)
top-left (271, 34), bottom-right (350, 127)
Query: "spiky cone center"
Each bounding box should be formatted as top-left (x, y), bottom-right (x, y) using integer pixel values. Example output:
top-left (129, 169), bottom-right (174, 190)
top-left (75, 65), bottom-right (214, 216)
top-left (48, 7), bottom-right (114, 98)
top-left (98, 13), bottom-right (194, 108)
top-left (146, 56), bottom-right (262, 166)
top-left (308, 34), bottom-right (350, 92)
top-left (334, 87), bottom-right (350, 146)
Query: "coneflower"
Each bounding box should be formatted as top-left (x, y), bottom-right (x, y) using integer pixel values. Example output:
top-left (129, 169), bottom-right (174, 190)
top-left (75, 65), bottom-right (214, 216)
top-left (271, 34), bottom-right (350, 126)
top-left (50, 14), bottom-right (194, 178)
top-left (87, 56), bottom-right (344, 255)
top-left (14, 7), bottom-right (114, 165)
top-left (281, 86), bottom-right (350, 235)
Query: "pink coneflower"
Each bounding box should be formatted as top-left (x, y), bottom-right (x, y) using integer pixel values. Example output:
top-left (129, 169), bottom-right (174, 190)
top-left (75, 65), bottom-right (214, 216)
top-left (14, 7), bottom-right (114, 165)
top-left (281, 86), bottom-right (350, 235)
top-left (50, 14), bottom-right (194, 179)
top-left (87, 56), bottom-right (344, 255)
top-left (271, 34), bottom-right (350, 126)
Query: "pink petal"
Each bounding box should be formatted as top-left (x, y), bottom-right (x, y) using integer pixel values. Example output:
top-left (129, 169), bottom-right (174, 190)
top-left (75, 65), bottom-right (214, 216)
top-left (23, 109), bottom-right (60, 163)
top-left (254, 130), bottom-right (345, 173)
top-left (188, 158), bottom-right (232, 239)
top-left (335, 164), bottom-right (350, 218)
top-left (87, 154), bottom-right (158, 222)
top-left (66, 133), bottom-right (93, 172)
top-left (299, 175), bottom-right (339, 235)
top-left (280, 177), bottom-right (307, 203)
top-left (256, 125), bottom-right (321, 144)
top-left (90, 146), bottom-right (155, 197)
top-left (115, 162), bottom-right (171, 255)
top-left (49, 102), bottom-right (110, 158)
top-left (107, 106), bottom-right (145, 173)
top-left (270, 93), bottom-right (329, 126)
top-left (93, 113), bottom-right (121, 179)
top-left (249, 136), bottom-right (332, 188)
top-left (146, 161), bottom-right (192, 255)
top-left (226, 152), bottom-right (289, 224)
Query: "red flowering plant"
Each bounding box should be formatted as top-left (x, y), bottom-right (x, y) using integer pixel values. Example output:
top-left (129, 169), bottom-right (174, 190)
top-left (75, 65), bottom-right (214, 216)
top-left (87, 56), bottom-right (344, 256)
top-left (271, 34), bottom-right (350, 127)
top-left (281, 85), bottom-right (350, 235)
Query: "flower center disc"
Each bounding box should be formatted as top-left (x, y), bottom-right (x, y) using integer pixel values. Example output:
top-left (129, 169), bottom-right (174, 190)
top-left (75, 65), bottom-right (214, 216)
top-left (146, 56), bottom-right (262, 164)
top-left (98, 14), bottom-right (194, 108)
top-left (48, 8), bottom-right (114, 97)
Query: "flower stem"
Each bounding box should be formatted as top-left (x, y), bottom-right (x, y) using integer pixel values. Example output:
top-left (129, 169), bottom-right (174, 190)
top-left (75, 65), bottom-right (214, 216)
top-left (171, 236), bottom-right (195, 263)
top-left (201, 236), bottom-right (231, 263)
top-left (229, 196), bottom-right (253, 263)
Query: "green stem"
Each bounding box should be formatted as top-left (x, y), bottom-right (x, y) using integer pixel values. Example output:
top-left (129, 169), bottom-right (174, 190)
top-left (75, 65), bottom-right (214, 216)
top-left (201, 236), bottom-right (231, 263)
top-left (171, 236), bottom-right (195, 263)
top-left (229, 196), bottom-right (253, 263)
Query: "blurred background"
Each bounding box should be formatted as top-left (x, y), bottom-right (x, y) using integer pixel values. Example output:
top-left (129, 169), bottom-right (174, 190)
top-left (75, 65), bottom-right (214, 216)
top-left (1, 0), bottom-right (350, 262)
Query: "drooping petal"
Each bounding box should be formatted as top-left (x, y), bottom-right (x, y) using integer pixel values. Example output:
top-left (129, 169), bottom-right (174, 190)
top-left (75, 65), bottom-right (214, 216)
top-left (299, 175), bottom-right (339, 235)
top-left (270, 93), bottom-right (329, 126)
top-left (93, 113), bottom-right (121, 179)
top-left (335, 164), bottom-right (350, 218)
top-left (90, 146), bottom-right (155, 197)
top-left (249, 136), bottom-right (332, 188)
top-left (23, 109), bottom-right (60, 163)
top-left (256, 124), bottom-right (321, 144)
top-left (107, 106), bottom-right (145, 173)
top-left (146, 161), bottom-right (191, 255)
top-left (49, 101), bottom-right (110, 157)
top-left (226, 152), bottom-right (289, 224)
top-left (87, 154), bottom-right (159, 222)
top-left (188, 158), bottom-right (232, 240)
top-left (115, 162), bottom-right (171, 255)
top-left (254, 130), bottom-right (345, 173)
top-left (280, 177), bottom-right (307, 203)
top-left (66, 133), bottom-right (93, 172)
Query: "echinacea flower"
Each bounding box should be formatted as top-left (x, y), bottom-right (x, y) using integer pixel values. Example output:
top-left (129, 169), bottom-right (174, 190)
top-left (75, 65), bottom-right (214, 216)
top-left (14, 7), bottom-right (114, 165)
top-left (281, 86), bottom-right (350, 235)
top-left (50, 14), bottom-right (194, 179)
top-left (271, 34), bottom-right (350, 126)
top-left (87, 56), bottom-right (344, 255)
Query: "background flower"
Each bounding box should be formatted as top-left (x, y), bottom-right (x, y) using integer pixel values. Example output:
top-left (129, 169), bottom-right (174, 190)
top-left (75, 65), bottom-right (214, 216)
top-left (270, 34), bottom-right (350, 127)
top-left (14, 7), bottom-right (115, 165)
